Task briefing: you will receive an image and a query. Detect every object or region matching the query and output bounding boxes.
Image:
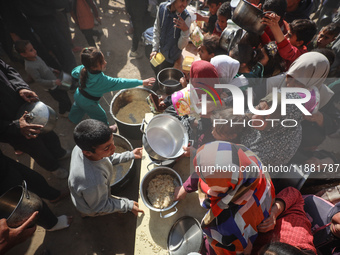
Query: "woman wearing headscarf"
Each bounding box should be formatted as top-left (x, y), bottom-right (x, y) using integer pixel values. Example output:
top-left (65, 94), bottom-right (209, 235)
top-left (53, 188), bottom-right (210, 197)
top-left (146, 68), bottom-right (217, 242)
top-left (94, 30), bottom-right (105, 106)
top-left (285, 52), bottom-right (336, 150)
top-left (210, 55), bottom-right (240, 84)
top-left (175, 141), bottom-right (275, 255)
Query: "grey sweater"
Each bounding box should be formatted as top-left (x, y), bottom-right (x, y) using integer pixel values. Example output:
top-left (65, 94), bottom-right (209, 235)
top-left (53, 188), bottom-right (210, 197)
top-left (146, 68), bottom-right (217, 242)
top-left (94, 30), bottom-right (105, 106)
top-left (68, 146), bottom-right (135, 216)
top-left (25, 56), bottom-right (57, 90)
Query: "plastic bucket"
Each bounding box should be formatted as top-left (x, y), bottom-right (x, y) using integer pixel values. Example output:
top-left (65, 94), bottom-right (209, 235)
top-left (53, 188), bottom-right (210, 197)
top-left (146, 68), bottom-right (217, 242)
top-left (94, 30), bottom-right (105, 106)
top-left (171, 84), bottom-right (200, 116)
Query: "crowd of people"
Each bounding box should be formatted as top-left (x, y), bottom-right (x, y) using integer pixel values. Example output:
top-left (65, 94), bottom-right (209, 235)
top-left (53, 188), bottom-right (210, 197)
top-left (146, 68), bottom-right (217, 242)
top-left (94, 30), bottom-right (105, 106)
top-left (1, 0), bottom-right (340, 254)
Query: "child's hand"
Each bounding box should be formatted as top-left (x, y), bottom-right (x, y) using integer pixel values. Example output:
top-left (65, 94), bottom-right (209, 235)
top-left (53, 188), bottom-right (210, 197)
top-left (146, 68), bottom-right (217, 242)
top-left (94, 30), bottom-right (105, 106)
top-left (132, 147), bottom-right (143, 159)
top-left (142, 77), bottom-right (155, 87)
top-left (173, 15), bottom-right (189, 32)
top-left (131, 201), bottom-right (144, 216)
top-left (174, 186), bottom-right (187, 201)
top-left (150, 51), bottom-right (157, 60)
top-left (180, 77), bottom-right (187, 88)
top-left (261, 12), bottom-right (280, 28)
top-left (55, 79), bottom-right (62, 86)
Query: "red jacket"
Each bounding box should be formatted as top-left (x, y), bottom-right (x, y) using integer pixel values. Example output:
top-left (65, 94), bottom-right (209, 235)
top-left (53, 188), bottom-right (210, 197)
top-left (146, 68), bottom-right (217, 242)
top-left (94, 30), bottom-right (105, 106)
top-left (277, 38), bottom-right (307, 70)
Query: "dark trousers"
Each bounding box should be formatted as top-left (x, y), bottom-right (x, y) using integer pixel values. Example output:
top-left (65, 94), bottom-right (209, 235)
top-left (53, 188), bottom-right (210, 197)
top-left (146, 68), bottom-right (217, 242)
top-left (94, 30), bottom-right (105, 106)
top-left (49, 87), bottom-right (72, 114)
top-left (29, 18), bottom-right (76, 74)
top-left (0, 154), bottom-right (59, 229)
top-left (81, 29), bottom-right (102, 47)
top-left (2, 131), bottom-right (66, 172)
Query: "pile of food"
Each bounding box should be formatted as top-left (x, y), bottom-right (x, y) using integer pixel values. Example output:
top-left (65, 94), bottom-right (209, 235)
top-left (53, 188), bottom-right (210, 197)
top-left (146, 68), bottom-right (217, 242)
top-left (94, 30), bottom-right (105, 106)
top-left (147, 174), bottom-right (175, 209)
top-left (110, 146), bottom-right (132, 185)
top-left (115, 100), bottom-right (151, 124)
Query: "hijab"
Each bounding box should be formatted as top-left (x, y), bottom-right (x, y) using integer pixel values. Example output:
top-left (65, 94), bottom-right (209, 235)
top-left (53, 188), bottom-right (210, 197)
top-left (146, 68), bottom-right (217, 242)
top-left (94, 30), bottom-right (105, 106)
top-left (287, 52), bottom-right (334, 108)
top-left (210, 55), bottom-right (240, 84)
top-left (194, 141), bottom-right (275, 254)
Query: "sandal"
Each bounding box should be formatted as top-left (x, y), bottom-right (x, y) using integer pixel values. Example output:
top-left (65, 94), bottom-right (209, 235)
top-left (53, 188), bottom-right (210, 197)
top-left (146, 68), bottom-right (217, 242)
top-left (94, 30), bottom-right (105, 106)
top-left (47, 215), bottom-right (73, 231)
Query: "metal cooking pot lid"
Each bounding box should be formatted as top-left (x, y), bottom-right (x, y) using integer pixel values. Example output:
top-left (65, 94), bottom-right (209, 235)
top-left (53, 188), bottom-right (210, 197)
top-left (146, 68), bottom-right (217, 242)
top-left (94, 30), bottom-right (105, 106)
top-left (167, 216), bottom-right (203, 255)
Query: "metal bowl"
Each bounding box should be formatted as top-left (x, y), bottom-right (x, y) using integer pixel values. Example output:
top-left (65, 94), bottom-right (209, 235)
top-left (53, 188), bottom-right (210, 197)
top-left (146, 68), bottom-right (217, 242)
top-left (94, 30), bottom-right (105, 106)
top-left (140, 167), bottom-right (182, 218)
top-left (232, 0), bottom-right (267, 35)
top-left (110, 134), bottom-right (135, 193)
top-left (157, 68), bottom-right (184, 95)
top-left (16, 101), bottom-right (57, 133)
top-left (141, 114), bottom-right (189, 161)
top-left (110, 87), bottom-right (157, 140)
top-left (167, 216), bottom-right (203, 255)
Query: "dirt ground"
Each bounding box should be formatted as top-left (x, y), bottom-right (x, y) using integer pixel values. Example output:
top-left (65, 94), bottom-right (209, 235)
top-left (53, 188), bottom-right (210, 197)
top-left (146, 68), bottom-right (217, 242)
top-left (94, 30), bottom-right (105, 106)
top-left (1, 1), bottom-right (155, 254)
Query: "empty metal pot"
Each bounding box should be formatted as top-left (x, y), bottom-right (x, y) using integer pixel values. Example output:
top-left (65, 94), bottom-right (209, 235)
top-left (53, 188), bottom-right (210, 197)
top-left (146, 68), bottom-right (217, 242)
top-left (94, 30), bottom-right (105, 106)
top-left (0, 181), bottom-right (42, 228)
top-left (110, 87), bottom-right (157, 140)
top-left (16, 101), bottom-right (57, 133)
top-left (232, 0), bottom-right (268, 35)
top-left (141, 114), bottom-right (189, 161)
top-left (157, 68), bottom-right (184, 95)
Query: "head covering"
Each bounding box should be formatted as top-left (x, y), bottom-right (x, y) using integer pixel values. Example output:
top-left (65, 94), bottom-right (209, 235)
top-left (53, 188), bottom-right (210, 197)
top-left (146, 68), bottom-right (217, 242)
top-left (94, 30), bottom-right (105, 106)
top-left (287, 52), bottom-right (329, 90)
top-left (193, 141), bottom-right (275, 254)
top-left (190, 60), bottom-right (221, 96)
top-left (287, 52), bottom-right (334, 108)
top-left (210, 55), bottom-right (240, 84)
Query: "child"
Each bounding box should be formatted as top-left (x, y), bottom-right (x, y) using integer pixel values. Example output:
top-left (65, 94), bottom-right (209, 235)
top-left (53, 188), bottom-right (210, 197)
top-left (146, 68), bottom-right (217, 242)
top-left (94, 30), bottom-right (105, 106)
top-left (212, 1), bottom-right (231, 37)
top-left (68, 119), bottom-right (144, 217)
top-left (71, 0), bottom-right (104, 46)
top-left (14, 40), bottom-right (72, 118)
top-left (198, 34), bottom-right (220, 61)
top-left (69, 47), bottom-right (155, 124)
top-left (262, 15), bottom-right (317, 69)
top-left (150, 0), bottom-right (191, 77)
top-left (196, 0), bottom-right (222, 34)
top-left (308, 23), bottom-right (340, 50)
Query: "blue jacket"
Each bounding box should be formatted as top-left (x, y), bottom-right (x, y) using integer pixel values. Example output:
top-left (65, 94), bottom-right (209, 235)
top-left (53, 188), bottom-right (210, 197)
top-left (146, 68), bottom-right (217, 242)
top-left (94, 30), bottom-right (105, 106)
top-left (158, 2), bottom-right (189, 64)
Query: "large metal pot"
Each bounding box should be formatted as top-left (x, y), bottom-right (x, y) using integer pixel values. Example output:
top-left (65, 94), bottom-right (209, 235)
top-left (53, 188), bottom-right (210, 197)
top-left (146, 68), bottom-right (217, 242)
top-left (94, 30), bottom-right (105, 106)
top-left (141, 114), bottom-right (189, 161)
top-left (140, 167), bottom-right (182, 218)
top-left (110, 87), bottom-right (157, 140)
top-left (157, 68), bottom-right (184, 95)
top-left (16, 101), bottom-right (57, 133)
top-left (110, 133), bottom-right (135, 193)
top-left (232, 0), bottom-right (269, 35)
top-left (0, 181), bottom-right (42, 228)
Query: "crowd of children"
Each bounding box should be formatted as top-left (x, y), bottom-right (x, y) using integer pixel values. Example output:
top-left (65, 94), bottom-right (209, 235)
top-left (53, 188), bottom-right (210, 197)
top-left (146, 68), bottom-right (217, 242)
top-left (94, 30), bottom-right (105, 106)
top-left (1, 0), bottom-right (340, 254)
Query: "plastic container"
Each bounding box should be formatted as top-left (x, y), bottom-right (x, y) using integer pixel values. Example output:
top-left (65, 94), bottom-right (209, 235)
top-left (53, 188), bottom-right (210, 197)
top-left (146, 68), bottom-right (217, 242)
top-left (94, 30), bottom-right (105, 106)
top-left (171, 84), bottom-right (200, 116)
top-left (150, 52), bottom-right (165, 67)
top-left (182, 56), bottom-right (195, 72)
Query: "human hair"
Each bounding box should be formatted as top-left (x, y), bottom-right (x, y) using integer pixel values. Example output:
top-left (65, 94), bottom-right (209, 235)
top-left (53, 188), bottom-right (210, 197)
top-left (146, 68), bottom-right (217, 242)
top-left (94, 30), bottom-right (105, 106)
top-left (321, 23), bottom-right (340, 37)
top-left (290, 19), bottom-right (317, 46)
top-left (262, 0), bottom-right (287, 22)
top-left (207, 0), bottom-right (222, 5)
top-left (203, 34), bottom-right (220, 55)
top-left (79, 47), bottom-right (104, 89)
top-left (239, 32), bottom-right (262, 49)
top-left (73, 119), bottom-right (112, 153)
top-left (311, 48), bottom-right (335, 66)
top-left (217, 1), bottom-right (231, 20)
top-left (259, 242), bottom-right (311, 255)
top-left (212, 108), bottom-right (249, 141)
top-left (263, 41), bottom-right (286, 77)
top-left (14, 40), bottom-right (31, 54)
top-left (229, 44), bottom-right (264, 70)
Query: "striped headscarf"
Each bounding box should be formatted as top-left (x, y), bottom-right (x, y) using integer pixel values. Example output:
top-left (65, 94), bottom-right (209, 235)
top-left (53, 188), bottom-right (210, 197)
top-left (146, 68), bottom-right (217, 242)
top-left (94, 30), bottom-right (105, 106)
top-left (193, 141), bottom-right (275, 255)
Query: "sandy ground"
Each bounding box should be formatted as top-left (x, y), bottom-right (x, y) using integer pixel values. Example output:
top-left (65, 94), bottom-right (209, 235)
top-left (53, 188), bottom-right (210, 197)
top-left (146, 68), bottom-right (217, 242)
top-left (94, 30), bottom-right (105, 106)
top-left (1, 1), bottom-right (155, 254)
